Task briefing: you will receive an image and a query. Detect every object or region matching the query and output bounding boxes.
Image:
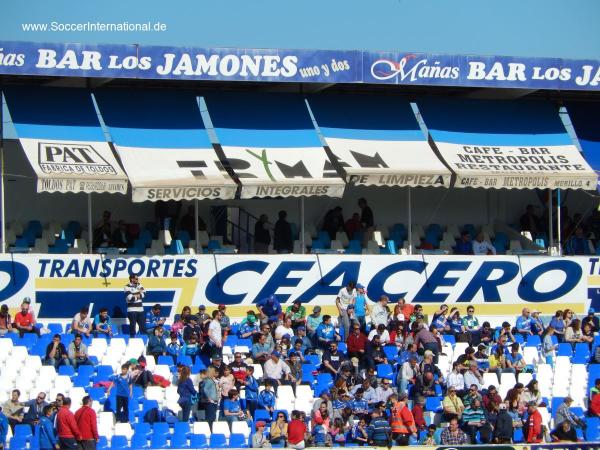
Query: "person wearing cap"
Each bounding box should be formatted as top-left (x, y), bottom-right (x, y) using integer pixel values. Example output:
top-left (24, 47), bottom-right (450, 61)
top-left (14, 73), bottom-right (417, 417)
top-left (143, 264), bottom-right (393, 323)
top-left (525, 401), bottom-right (543, 443)
top-left (555, 396), bottom-right (586, 429)
top-left (583, 307), bottom-right (599, 333)
top-left (252, 420), bottom-right (271, 448)
top-left (352, 284), bottom-right (369, 332)
top-left (293, 326), bottom-right (313, 354)
top-left (264, 351), bottom-right (294, 387)
top-left (145, 304), bottom-right (165, 335)
top-left (0, 304), bottom-right (15, 336)
top-left (336, 281), bottom-right (356, 342)
top-left (256, 295), bottom-right (282, 324)
top-left (306, 306), bottom-right (322, 341)
top-left (13, 298), bottom-right (39, 337)
top-left (238, 312), bottom-right (261, 339)
top-left (493, 402), bottom-right (514, 444)
top-left (196, 305), bottom-right (211, 328)
top-left (124, 274), bottom-right (146, 337)
top-left (285, 300), bottom-right (306, 330)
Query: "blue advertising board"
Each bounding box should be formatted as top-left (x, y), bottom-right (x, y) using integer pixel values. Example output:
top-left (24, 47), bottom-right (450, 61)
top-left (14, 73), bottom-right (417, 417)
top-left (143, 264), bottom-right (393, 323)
top-left (1, 41), bottom-right (600, 90)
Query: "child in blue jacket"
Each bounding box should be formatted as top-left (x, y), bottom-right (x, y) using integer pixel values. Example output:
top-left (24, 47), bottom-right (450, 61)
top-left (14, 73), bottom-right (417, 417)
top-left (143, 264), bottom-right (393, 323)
top-left (38, 405), bottom-right (57, 450)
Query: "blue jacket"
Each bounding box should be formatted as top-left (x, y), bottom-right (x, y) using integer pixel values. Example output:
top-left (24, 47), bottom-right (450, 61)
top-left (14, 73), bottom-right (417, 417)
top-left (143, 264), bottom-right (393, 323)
top-left (258, 390), bottom-right (276, 409)
top-left (244, 376), bottom-right (259, 401)
top-left (38, 415), bottom-right (57, 449)
top-left (177, 378), bottom-right (197, 405)
top-left (147, 335), bottom-right (167, 355)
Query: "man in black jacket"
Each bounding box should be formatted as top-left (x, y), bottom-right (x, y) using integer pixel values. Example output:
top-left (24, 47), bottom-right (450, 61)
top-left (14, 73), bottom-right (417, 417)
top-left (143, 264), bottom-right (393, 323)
top-left (493, 402), bottom-right (514, 444)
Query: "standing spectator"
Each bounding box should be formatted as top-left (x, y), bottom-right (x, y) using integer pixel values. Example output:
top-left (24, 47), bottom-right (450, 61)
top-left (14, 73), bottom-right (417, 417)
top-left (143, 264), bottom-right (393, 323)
top-left (13, 299), bottom-right (39, 337)
top-left (243, 366), bottom-right (259, 418)
top-left (146, 326), bottom-right (167, 363)
top-left (145, 304), bottom-right (165, 335)
top-left (323, 206), bottom-right (344, 241)
top-left (107, 364), bottom-right (133, 423)
top-left (93, 308), bottom-right (113, 338)
top-left (254, 214), bottom-right (271, 254)
top-left (440, 417), bottom-right (469, 445)
top-left (554, 396), bottom-right (586, 429)
top-left (22, 391), bottom-right (48, 432)
top-left (542, 326), bottom-right (558, 364)
top-left (493, 403), bottom-right (514, 444)
top-left (525, 401), bottom-right (543, 443)
top-left (2, 390), bottom-right (23, 433)
top-left (207, 310), bottom-right (223, 358)
top-left (344, 212), bottom-right (362, 241)
top-left (336, 281), bottom-right (355, 341)
top-left (370, 295), bottom-right (389, 327)
top-left (353, 284), bottom-right (369, 331)
top-left (177, 366), bottom-right (197, 422)
top-left (414, 323), bottom-right (440, 364)
top-left (38, 404), bottom-right (58, 450)
top-left (44, 334), bottom-right (70, 369)
top-left (367, 410), bottom-right (390, 446)
top-left (218, 304), bottom-right (232, 338)
top-left (124, 274), bottom-right (146, 337)
top-left (0, 304), bottom-right (15, 336)
top-left (74, 396), bottom-right (98, 450)
top-left (252, 421), bottom-right (270, 448)
top-left (273, 210), bottom-right (293, 254)
top-left (285, 300), bottom-right (306, 330)
top-left (67, 334), bottom-right (91, 369)
top-left (358, 198), bottom-right (374, 237)
top-left (201, 366), bottom-right (219, 428)
top-left (288, 410), bottom-right (308, 449)
top-left (390, 393), bottom-right (417, 445)
top-left (56, 397), bottom-right (81, 449)
top-left (71, 307), bottom-right (93, 337)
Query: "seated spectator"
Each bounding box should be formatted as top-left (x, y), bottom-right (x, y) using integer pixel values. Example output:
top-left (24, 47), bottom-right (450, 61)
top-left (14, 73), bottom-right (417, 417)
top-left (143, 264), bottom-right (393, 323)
top-left (483, 385), bottom-right (502, 413)
top-left (252, 421), bottom-right (270, 448)
top-left (506, 343), bottom-right (527, 374)
top-left (181, 333), bottom-right (201, 363)
top-left (462, 384), bottom-right (483, 409)
top-left (462, 398), bottom-right (491, 443)
top-left (555, 396), bottom-right (586, 429)
top-left (454, 232), bottom-right (473, 255)
top-left (431, 305), bottom-right (451, 334)
top-left (345, 212), bottom-right (361, 241)
top-left (389, 322), bottom-right (405, 349)
top-left (111, 220), bottom-right (131, 247)
top-left (145, 304), bottom-right (165, 335)
top-left (565, 226), bottom-right (592, 255)
top-left (257, 381), bottom-right (276, 414)
top-left (94, 223), bottom-right (112, 248)
top-left (218, 366), bottom-right (235, 403)
top-left (67, 334), bottom-right (92, 369)
top-left (551, 420), bottom-right (578, 442)
top-left (493, 402), bottom-right (514, 444)
top-left (264, 352), bottom-right (294, 386)
top-left (521, 380), bottom-right (542, 406)
top-left (0, 304), bottom-right (15, 336)
top-left (256, 295), bottom-right (282, 324)
top-left (479, 322), bottom-right (493, 346)
top-left (442, 387), bottom-right (464, 422)
top-left (565, 319), bottom-right (586, 347)
top-left (398, 356), bottom-right (420, 395)
top-left (274, 317), bottom-right (294, 341)
top-left (306, 306), bottom-right (322, 341)
top-left (351, 417), bottom-right (369, 446)
top-left (285, 300), bottom-right (306, 330)
top-left (146, 326), bottom-right (167, 363)
top-left (251, 333), bottom-right (274, 364)
top-left (238, 312), bottom-right (260, 339)
top-left (590, 391), bottom-right (600, 417)
top-left (22, 391), bottom-right (48, 432)
top-left (218, 304), bottom-right (232, 338)
top-left (166, 332), bottom-right (181, 363)
top-left (472, 232), bottom-right (496, 255)
top-left (44, 334), bottom-right (70, 369)
top-left (223, 389), bottom-right (249, 426)
top-left (315, 315), bottom-right (339, 350)
top-left (420, 424), bottom-right (439, 445)
top-left (93, 308), bottom-right (113, 338)
top-left (374, 379), bottom-right (394, 404)
top-left (3, 389), bottom-right (24, 432)
top-left (270, 412), bottom-right (288, 446)
top-left (230, 352), bottom-right (249, 388)
top-left (440, 417), bottom-right (469, 445)
top-left (71, 307), bottom-right (93, 337)
top-left (447, 362), bottom-right (465, 396)
top-left (549, 310), bottom-right (566, 342)
top-left (365, 335), bottom-right (387, 371)
top-left (463, 362), bottom-right (484, 391)
top-left (531, 310), bottom-right (545, 335)
top-left (293, 326), bottom-right (313, 354)
top-left (13, 299), bottom-right (39, 337)
top-left (582, 307), bottom-right (599, 333)
top-left (516, 308), bottom-right (533, 338)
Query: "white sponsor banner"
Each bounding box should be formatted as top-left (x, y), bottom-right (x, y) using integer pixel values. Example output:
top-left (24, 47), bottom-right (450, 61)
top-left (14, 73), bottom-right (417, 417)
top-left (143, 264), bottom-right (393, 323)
top-left (436, 143), bottom-right (597, 189)
top-left (115, 146), bottom-right (237, 202)
top-left (20, 138), bottom-right (128, 194)
top-left (324, 137), bottom-right (451, 187)
top-left (220, 146), bottom-right (345, 198)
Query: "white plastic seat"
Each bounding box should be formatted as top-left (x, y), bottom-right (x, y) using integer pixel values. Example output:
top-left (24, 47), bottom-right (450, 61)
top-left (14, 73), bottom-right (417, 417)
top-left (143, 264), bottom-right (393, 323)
top-left (90, 338), bottom-right (109, 353)
top-left (295, 385), bottom-right (314, 402)
top-left (500, 372), bottom-right (517, 387)
top-left (335, 231), bottom-right (349, 247)
top-left (54, 375), bottom-right (72, 393)
top-left (517, 372), bottom-right (533, 386)
top-left (197, 231), bottom-right (210, 247)
top-left (108, 338), bottom-right (127, 354)
top-left (302, 232), bottom-right (313, 247)
top-left (98, 411), bottom-right (115, 438)
top-left (292, 240), bottom-right (305, 254)
top-left (210, 235), bottom-right (223, 246)
top-left (483, 373), bottom-right (499, 388)
top-left (145, 386), bottom-right (164, 402)
top-left (522, 347), bottom-right (538, 365)
top-left (114, 422), bottom-right (133, 440)
top-left (0, 339), bottom-right (13, 355)
top-left (277, 385), bottom-right (295, 400)
top-left (11, 346), bottom-right (28, 363)
top-left (0, 377), bottom-right (14, 392)
top-left (365, 241), bottom-right (380, 254)
top-left (231, 421), bottom-right (250, 438)
top-left (25, 355), bottom-right (42, 372)
top-left (330, 240), bottom-right (344, 251)
top-left (509, 240), bottom-right (522, 251)
top-left (32, 239), bottom-right (49, 253)
top-left (193, 421), bottom-right (212, 436)
top-left (153, 365), bottom-right (172, 382)
top-left (1, 365), bottom-right (19, 382)
top-left (251, 364), bottom-right (263, 379)
top-left (212, 421), bottom-right (231, 437)
top-left (165, 386), bottom-right (179, 403)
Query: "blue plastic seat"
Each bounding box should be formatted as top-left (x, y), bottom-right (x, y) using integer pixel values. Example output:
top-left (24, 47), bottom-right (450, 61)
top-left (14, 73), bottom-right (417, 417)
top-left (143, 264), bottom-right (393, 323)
top-left (210, 434), bottom-right (228, 448)
top-left (87, 386), bottom-right (106, 403)
top-left (190, 434), bottom-right (208, 448)
top-left (305, 354), bottom-right (319, 366)
top-left (254, 409), bottom-right (271, 422)
top-left (97, 436), bottom-right (109, 450)
top-left (317, 231), bottom-right (331, 247)
top-left (302, 364), bottom-right (317, 382)
top-left (110, 435), bottom-right (129, 449)
top-left (513, 427), bottom-right (524, 443)
top-left (557, 343), bottom-right (573, 357)
top-left (150, 434), bottom-right (169, 449)
top-left (425, 397), bottom-right (442, 412)
top-left (9, 437), bottom-right (28, 449)
top-left (158, 355), bottom-right (174, 366)
top-left (230, 433), bottom-right (248, 448)
top-left (153, 422), bottom-right (170, 437)
top-left (133, 422), bottom-right (152, 437)
top-left (586, 418), bottom-right (600, 440)
top-left (173, 421), bottom-right (191, 437)
top-left (27, 220), bottom-right (43, 238)
top-left (67, 220), bottom-right (82, 237)
top-left (525, 335), bottom-right (541, 347)
top-left (166, 239), bottom-right (184, 255)
top-left (207, 240), bottom-right (221, 251)
top-left (14, 424), bottom-right (33, 440)
top-left (383, 345), bottom-right (398, 362)
top-left (176, 230), bottom-right (191, 247)
top-left (131, 432), bottom-right (150, 449)
top-left (316, 373), bottom-right (333, 387)
top-left (95, 365), bottom-right (114, 382)
top-left (376, 364), bottom-right (394, 380)
top-left (170, 433), bottom-right (190, 449)
top-left (58, 365), bottom-right (76, 377)
top-left (177, 355), bottom-right (193, 367)
top-left (73, 373), bottom-right (91, 388)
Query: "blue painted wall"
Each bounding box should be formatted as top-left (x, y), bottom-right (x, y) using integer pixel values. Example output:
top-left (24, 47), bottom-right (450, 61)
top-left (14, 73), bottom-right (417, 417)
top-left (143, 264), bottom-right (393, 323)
top-left (1, 0), bottom-right (599, 59)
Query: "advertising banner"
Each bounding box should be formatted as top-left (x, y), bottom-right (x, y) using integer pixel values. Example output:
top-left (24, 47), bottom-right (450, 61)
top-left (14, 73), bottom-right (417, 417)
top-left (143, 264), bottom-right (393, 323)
top-left (1, 41), bottom-right (600, 90)
top-left (0, 254), bottom-right (598, 320)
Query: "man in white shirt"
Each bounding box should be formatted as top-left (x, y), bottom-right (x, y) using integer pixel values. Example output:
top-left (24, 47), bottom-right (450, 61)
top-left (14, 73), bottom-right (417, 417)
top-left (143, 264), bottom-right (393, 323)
top-left (447, 362), bottom-right (466, 395)
top-left (373, 379), bottom-right (394, 403)
top-left (472, 233), bottom-right (496, 255)
top-left (274, 317), bottom-right (294, 341)
top-left (336, 281), bottom-right (356, 342)
top-left (263, 351), bottom-right (294, 385)
top-left (208, 310), bottom-right (222, 358)
top-left (371, 295), bottom-right (389, 327)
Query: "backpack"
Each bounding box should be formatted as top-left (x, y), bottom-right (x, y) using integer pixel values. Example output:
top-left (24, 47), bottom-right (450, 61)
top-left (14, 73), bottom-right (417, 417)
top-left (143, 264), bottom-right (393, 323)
top-left (161, 407), bottom-right (178, 424)
top-left (143, 407), bottom-right (160, 424)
